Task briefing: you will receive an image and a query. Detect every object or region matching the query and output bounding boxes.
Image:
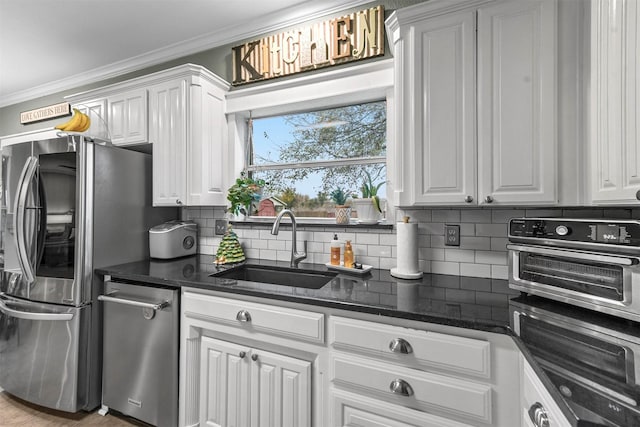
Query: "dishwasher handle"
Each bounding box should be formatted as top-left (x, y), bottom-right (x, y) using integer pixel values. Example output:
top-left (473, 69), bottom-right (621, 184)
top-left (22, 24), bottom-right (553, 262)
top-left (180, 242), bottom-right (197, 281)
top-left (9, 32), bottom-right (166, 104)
top-left (98, 294), bottom-right (170, 311)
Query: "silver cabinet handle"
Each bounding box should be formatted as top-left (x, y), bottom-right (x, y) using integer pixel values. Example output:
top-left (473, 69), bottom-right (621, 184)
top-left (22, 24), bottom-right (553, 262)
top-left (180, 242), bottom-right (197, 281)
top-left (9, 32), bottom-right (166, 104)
top-left (176, 199), bottom-right (183, 205)
top-left (251, 354), bottom-right (259, 362)
top-left (464, 195), bottom-right (474, 203)
top-left (236, 310), bottom-right (252, 322)
top-left (239, 351), bottom-right (246, 359)
top-left (98, 294), bottom-right (169, 311)
top-left (636, 190), bottom-right (640, 201)
top-left (484, 195), bottom-right (494, 203)
top-left (389, 338), bottom-right (413, 354)
top-left (528, 402), bottom-right (549, 427)
top-left (389, 379), bottom-right (414, 397)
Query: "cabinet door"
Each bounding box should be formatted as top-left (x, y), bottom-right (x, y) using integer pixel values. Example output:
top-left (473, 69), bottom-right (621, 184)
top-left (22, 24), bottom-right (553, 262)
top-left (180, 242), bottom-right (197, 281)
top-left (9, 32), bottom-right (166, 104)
top-left (187, 80), bottom-right (227, 206)
top-left (108, 89), bottom-right (148, 146)
top-left (73, 99), bottom-right (107, 140)
top-left (521, 357), bottom-right (571, 427)
top-left (590, 0), bottom-right (640, 204)
top-left (250, 349), bottom-right (311, 427)
top-left (200, 337), bottom-right (251, 427)
top-left (149, 79), bottom-right (187, 206)
top-left (477, 0), bottom-right (557, 205)
top-left (408, 10), bottom-right (476, 206)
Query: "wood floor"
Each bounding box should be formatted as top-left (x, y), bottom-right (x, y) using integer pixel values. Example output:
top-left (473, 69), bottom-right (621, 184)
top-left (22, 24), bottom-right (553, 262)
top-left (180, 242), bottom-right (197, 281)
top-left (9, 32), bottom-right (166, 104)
top-left (0, 392), bottom-right (149, 426)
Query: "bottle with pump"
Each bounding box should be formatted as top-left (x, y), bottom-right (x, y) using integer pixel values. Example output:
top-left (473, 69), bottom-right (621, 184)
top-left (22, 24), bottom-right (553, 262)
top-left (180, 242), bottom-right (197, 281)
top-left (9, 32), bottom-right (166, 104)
top-left (330, 234), bottom-right (341, 265)
top-left (343, 240), bottom-right (354, 267)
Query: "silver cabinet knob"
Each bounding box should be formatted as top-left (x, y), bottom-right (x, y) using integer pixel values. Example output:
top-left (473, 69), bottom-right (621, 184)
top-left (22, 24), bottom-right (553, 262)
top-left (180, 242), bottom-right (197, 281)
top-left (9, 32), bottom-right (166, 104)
top-left (389, 379), bottom-right (414, 397)
top-left (528, 402), bottom-right (550, 427)
top-left (484, 195), bottom-right (494, 203)
top-left (464, 195), bottom-right (474, 203)
top-left (239, 351), bottom-right (246, 359)
top-left (236, 310), bottom-right (251, 322)
top-left (389, 338), bottom-right (413, 354)
top-left (251, 354), bottom-right (259, 362)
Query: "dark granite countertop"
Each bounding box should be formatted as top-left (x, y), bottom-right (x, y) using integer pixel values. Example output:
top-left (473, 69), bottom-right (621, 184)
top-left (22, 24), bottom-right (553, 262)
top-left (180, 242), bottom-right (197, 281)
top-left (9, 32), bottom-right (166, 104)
top-left (96, 255), bottom-right (640, 426)
top-left (96, 255), bottom-right (519, 333)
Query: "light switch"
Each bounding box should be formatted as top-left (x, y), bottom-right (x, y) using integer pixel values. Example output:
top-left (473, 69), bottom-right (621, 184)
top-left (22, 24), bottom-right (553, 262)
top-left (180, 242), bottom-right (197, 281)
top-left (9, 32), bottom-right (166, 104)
top-left (215, 220), bottom-right (228, 235)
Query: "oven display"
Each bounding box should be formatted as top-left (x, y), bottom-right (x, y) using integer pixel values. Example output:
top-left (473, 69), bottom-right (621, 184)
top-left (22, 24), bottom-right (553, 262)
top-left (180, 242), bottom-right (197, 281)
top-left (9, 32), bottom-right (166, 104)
top-left (509, 218), bottom-right (640, 249)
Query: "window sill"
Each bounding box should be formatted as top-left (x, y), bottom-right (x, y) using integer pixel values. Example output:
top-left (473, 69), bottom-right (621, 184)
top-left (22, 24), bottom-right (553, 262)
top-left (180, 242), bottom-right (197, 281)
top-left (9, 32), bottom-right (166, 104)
top-left (230, 219), bottom-right (393, 230)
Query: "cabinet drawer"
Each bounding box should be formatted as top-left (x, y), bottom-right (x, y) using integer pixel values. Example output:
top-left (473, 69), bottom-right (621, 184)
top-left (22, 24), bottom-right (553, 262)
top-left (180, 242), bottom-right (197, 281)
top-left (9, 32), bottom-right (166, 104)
top-left (329, 316), bottom-right (491, 379)
top-left (331, 389), bottom-right (473, 427)
top-left (331, 354), bottom-right (492, 423)
top-left (183, 292), bottom-right (324, 343)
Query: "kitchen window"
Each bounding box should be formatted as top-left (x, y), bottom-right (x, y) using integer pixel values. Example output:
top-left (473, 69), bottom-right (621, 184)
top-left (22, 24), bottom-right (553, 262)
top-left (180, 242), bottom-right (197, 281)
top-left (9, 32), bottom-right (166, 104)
top-left (246, 100), bottom-right (387, 220)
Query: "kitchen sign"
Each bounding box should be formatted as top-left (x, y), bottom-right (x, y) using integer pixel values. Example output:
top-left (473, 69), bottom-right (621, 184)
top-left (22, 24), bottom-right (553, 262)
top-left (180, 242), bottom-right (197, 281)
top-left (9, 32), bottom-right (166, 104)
top-left (20, 102), bottom-right (71, 124)
top-left (232, 5), bottom-right (384, 85)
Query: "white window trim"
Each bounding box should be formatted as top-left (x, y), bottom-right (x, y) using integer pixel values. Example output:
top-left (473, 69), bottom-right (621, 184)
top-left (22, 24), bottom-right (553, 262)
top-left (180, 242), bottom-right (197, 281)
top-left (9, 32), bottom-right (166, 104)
top-left (224, 58), bottom-right (396, 223)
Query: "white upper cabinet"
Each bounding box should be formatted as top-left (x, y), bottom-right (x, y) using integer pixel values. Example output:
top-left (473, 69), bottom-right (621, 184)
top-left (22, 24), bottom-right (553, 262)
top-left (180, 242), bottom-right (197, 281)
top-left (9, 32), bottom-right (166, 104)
top-left (386, 0), bottom-right (557, 207)
top-left (148, 67), bottom-right (230, 207)
top-left (107, 89), bottom-right (148, 146)
top-left (590, 0), bottom-right (640, 204)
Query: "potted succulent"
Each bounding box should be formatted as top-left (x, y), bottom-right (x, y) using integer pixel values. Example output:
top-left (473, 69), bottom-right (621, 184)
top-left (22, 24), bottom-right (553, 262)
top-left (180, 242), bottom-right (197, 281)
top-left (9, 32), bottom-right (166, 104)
top-left (227, 172), bottom-right (266, 218)
top-left (330, 188), bottom-right (351, 225)
top-left (351, 171), bottom-right (384, 224)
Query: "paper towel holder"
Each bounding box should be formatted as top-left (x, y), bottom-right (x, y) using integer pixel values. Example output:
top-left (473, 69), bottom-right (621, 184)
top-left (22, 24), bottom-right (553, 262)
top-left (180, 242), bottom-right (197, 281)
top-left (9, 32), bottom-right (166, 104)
top-left (390, 216), bottom-right (423, 280)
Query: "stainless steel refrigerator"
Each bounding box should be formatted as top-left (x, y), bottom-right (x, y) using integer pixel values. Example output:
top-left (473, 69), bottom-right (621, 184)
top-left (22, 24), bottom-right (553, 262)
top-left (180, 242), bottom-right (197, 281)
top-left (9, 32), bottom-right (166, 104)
top-left (0, 133), bottom-right (176, 412)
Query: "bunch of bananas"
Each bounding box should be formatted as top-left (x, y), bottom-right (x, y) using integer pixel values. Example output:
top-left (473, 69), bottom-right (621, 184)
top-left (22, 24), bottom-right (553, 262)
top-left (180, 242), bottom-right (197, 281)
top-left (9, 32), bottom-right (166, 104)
top-left (54, 108), bottom-right (91, 132)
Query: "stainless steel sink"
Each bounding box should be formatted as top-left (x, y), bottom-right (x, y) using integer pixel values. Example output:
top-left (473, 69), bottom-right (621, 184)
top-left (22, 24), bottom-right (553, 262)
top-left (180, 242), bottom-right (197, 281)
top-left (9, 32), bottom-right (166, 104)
top-left (211, 264), bottom-right (337, 289)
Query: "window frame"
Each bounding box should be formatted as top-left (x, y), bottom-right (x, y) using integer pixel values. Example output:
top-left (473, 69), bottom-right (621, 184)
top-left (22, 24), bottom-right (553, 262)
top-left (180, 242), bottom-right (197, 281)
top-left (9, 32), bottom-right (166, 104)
top-left (225, 59), bottom-right (395, 224)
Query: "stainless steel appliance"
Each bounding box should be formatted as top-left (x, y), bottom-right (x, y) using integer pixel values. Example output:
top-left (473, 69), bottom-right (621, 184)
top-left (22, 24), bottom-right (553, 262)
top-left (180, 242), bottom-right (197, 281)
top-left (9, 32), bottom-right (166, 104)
top-left (511, 296), bottom-right (640, 426)
top-left (0, 133), bottom-right (176, 412)
top-left (507, 218), bottom-right (640, 322)
top-left (149, 220), bottom-right (197, 259)
top-left (99, 280), bottom-right (179, 426)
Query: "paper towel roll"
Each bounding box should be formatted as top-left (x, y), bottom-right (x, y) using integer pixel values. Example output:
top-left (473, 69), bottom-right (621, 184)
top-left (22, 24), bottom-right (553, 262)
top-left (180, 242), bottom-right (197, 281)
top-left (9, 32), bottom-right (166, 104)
top-left (391, 219), bottom-right (423, 279)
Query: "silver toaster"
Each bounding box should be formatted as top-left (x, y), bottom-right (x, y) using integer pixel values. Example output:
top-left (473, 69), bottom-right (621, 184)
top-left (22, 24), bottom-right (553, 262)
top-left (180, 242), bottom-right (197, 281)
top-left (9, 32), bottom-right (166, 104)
top-left (149, 220), bottom-right (198, 259)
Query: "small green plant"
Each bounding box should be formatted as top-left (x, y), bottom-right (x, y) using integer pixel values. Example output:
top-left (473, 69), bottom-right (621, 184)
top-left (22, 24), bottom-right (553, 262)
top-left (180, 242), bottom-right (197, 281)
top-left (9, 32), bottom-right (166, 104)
top-left (227, 172), bottom-right (266, 216)
top-left (330, 188), bottom-right (349, 206)
top-left (360, 171), bottom-right (384, 212)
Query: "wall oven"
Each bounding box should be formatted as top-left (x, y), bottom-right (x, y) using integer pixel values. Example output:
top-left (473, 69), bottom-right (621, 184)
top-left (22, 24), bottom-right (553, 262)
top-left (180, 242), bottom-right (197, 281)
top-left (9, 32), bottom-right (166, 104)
top-left (511, 296), bottom-right (640, 426)
top-left (507, 218), bottom-right (640, 323)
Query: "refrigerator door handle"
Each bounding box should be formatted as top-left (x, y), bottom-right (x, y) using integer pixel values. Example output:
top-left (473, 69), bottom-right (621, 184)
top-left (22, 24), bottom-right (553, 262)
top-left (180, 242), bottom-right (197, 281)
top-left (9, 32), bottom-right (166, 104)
top-left (98, 294), bottom-right (170, 311)
top-left (0, 298), bottom-right (73, 321)
top-left (14, 156), bottom-right (38, 284)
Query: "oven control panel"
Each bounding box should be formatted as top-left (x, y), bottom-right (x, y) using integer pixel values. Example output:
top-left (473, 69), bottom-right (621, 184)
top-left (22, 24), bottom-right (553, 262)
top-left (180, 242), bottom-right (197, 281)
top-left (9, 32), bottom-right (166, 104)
top-left (508, 218), bottom-right (640, 247)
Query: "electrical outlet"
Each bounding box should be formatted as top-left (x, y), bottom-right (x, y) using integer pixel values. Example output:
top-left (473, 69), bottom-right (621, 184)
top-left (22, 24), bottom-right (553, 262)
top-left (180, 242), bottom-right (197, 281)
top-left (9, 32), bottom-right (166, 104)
top-left (215, 220), bottom-right (228, 235)
top-left (445, 224), bottom-right (460, 246)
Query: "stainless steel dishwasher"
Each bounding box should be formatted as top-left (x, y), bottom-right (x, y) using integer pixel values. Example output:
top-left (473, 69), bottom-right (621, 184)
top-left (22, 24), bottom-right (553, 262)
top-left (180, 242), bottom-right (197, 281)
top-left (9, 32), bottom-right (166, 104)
top-left (98, 279), bottom-right (179, 427)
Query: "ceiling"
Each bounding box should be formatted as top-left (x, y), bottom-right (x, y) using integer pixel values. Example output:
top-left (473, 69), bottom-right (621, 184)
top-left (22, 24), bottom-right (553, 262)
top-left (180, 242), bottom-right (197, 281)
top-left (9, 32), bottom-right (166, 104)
top-left (0, 0), bottom-right (371, 108)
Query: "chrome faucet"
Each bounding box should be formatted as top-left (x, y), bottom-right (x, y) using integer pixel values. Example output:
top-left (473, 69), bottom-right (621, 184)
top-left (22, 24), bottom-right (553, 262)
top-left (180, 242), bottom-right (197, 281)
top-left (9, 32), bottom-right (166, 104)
top-left (271, 209), bottom-right (307, 268)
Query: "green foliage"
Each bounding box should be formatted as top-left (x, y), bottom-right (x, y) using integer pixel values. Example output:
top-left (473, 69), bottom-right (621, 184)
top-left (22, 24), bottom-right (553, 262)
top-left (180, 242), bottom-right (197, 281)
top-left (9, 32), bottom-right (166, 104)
top-left (360, 170), bottom-right (384, 198)
top-left (227, 172), bottom-right (266, 216)
top-left (330, 188), bottom-right (349, 206)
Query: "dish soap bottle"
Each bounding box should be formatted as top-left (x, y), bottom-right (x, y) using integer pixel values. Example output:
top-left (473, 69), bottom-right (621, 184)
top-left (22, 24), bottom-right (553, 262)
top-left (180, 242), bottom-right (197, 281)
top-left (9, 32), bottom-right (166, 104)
top-left (330, 234), bottom-right (341, 265)
top-left (343, 240), bottom-right (354, 268)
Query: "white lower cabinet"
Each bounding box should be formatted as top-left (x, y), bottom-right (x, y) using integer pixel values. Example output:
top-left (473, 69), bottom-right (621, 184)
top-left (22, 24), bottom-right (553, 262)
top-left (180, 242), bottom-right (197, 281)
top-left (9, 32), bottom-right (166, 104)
top-left (521, 356), bottom-right (571, 427)
top-left (199, 336), bottom-right (310, 427)
top-left (180, 289), bottom-right (565, 427)
top-left (331, 389), bottom-right (472, 427)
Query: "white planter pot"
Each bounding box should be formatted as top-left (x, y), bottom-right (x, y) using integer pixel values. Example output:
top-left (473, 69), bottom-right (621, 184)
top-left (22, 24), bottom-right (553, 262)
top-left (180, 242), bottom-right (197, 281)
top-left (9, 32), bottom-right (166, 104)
top-left (351, 198), bottom-right (382, 224)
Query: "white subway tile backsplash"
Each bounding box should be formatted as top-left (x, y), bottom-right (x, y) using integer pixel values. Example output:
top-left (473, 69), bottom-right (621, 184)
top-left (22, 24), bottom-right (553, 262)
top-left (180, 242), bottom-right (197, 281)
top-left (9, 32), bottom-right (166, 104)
top-left (444, 249), bottom-right (475, 263)
top-left (475, 250), bottom-right (508, 265)
top-left (461, 209), bottom-right (492, 223)
top-left (187, 206), bottom-right (633, 281)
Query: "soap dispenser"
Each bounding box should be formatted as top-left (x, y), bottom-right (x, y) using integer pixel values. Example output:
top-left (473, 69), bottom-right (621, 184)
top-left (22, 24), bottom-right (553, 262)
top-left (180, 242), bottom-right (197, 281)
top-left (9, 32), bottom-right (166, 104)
top-left (330, 234), bottom-right (341, 265)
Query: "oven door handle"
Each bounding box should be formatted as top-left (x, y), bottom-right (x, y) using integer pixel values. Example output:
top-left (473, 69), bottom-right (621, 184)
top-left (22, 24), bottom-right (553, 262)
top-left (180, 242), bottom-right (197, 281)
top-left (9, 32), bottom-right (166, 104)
top-left (507, 244), bottom-right (639, 266)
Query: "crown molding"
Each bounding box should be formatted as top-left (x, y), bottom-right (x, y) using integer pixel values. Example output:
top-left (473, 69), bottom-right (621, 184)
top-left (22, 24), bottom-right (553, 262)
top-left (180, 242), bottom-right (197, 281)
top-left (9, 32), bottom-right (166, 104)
top-left (0, 0), bottom-right (372, 108)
